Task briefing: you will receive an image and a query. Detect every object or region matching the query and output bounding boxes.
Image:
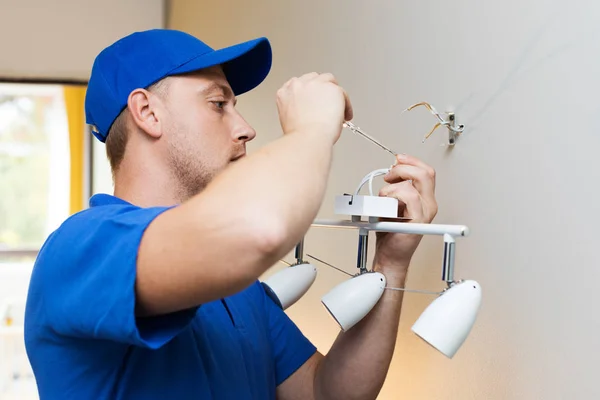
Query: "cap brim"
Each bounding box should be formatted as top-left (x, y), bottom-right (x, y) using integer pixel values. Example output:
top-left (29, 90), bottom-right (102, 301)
top-left (169, 37), bottom-right (272, 95)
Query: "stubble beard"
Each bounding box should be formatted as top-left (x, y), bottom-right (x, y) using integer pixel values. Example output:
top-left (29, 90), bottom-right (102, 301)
top-left (167, 143), bottom-right (215, 203)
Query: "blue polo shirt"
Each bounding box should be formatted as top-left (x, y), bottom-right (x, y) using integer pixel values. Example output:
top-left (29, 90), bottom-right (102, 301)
top-left (24, 194), bottom-right (317, 399)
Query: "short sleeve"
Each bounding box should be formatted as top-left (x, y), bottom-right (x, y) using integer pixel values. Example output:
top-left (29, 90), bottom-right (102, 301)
top-left (34, 201), bottom-right (197, 349)
top-left (260, 284), bottom-right (317, 385)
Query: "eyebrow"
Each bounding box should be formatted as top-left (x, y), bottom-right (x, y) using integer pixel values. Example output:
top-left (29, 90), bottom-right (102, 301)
top-left (200, 82), bottom-right (234, 99)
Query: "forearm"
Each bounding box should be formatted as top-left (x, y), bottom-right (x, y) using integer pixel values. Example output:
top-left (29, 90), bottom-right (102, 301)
top-left (314, 265), bottom-right (407, 400)
top-left (311, 152), bottom-right (437, 399)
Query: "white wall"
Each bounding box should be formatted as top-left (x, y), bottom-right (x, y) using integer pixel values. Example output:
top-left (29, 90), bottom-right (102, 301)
top-left (0, 0), bottom-right (165, 81)
top-left (169, 1), bottom-right (600, 398)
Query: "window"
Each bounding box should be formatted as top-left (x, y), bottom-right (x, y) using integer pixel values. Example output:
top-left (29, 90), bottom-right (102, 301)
top-left (92, 127), bottom-right (114, 196)
top-left (0, 82), bottom-right (79, 400)
top-left (0, 83), bottom-right (71, 260)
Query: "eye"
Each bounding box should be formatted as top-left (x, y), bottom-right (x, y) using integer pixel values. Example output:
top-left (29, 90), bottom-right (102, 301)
top-left (212, 101), bottom-right (226, 110)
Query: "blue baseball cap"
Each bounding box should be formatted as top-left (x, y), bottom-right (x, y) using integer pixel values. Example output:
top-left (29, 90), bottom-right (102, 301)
top-left (85, 29), bottom-right (272, 142)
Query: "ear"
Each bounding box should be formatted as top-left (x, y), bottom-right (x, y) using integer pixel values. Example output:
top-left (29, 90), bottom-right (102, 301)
top-left (127, 88), bottom-right (164, 139)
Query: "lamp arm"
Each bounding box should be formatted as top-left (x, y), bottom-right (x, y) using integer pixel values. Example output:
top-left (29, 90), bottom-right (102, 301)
top-left (442, 233), bottom-right (456, 284)
top-left (311, 219), bottom-right (469, 237)
top-left (311, 219), bottom-right (469, 286)
top-left (357, 229), bottom-right (369, 274)
top-left (294, 239), bottom-right (305, 264)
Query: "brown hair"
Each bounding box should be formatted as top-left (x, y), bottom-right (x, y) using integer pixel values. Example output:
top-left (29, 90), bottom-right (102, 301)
top-left (105, 79), bottom-right (170, 176)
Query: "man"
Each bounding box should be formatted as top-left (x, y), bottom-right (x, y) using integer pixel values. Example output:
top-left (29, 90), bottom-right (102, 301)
top-left (24, 29), bottom-right (438, 399)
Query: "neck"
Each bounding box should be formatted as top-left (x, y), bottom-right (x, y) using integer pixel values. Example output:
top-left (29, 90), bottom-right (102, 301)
top-left (113, 152), bottom-right (183, 208)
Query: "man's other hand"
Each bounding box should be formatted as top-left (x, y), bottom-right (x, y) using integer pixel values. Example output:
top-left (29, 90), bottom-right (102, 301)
top-left (373, 153), bottom-right (438, 276)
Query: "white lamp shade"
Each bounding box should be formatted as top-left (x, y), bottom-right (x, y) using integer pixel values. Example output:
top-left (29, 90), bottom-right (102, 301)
top-left (321, 272), bottom-right (386, 331)
top-left (262, 263), bottom-right (317, 309)
top-left (411, 280), bottom-right (482, 358)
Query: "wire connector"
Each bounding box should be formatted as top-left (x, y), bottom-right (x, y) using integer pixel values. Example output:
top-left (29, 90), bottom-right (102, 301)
top-left (402, 102), bottom-right (465, 145)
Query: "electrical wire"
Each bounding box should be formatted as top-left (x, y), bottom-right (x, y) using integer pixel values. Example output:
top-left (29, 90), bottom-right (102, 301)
top-left (403, 101), bottom-right (446, 124)
top-left (354, 168), bottom-right (391, 196)
top-left (306, 254), bottom-right (353, 277)
top-left (401, 101), bottom-right (465, 143)
top-left (306, 254), bottom-right (442, 296)
top-left (385, 287), bottom-right (442, 295)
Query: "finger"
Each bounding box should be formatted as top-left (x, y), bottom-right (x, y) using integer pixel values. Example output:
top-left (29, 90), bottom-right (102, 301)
top-left (318, 74), bottom-right (351, 119)
top-left (393, 154), bottom-right (436, 179)
top-left (384, 165), bottom-right (437, 219)
top-left (342, 88), bottom-right (353, 121)
top-left (315, 72), bottom-right (338, 84)
top-left (384, 164), bottom-right (435, 196)
top-left (379, 182), bottom-right (424, 221)
top-left (279, 76), bottom-right (298, 93)
top-left (299, 72), bottom-right (319, 82)
top-left (313, 73), bottom-right (352, 119)
top-left (379, 182), bottom-right (423, 221)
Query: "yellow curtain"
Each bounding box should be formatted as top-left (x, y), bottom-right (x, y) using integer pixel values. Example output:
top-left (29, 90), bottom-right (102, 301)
top-left (63, 85), bottom-right (87, 215)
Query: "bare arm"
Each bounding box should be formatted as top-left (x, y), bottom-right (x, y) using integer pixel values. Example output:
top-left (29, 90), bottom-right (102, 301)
top-left (311, 270), bottom-right (407, 399)
top-left (136, 72), bottom-right (353, 316)
top-left (275, 270), bottom-right (405, 400)
top-left (277, 154), bottom-right (438, 400)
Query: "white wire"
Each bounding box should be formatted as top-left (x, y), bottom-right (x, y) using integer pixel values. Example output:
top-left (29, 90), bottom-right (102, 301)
top-left (385, 287), bottom-right (442, 295)
top-left (354, 168), bottom-right (390, 196)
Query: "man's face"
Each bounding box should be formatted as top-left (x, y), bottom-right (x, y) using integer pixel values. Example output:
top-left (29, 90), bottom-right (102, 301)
top-left (158, 66), bottom-right (256, 200)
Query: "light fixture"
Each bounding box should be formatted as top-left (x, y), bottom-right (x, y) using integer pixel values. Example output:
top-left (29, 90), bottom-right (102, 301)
top-left (260, 149), bottom-right (481, 358)
top-left (322, 271), bottom-right (386, 331)
top-left (261, 239), bottom-right (317, 310)
top-left (319, 229), bottom-right (388, 331)
top-left (407, 234), bottom-right (482, 358)
top-left (309, 220), bottom-right (480, 358)
top-left (411, 279), bottom-right (481, 358)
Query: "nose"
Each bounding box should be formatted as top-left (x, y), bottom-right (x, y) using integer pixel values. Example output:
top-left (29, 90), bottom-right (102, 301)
top-left (231, 112), bottom-right (256, 143)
